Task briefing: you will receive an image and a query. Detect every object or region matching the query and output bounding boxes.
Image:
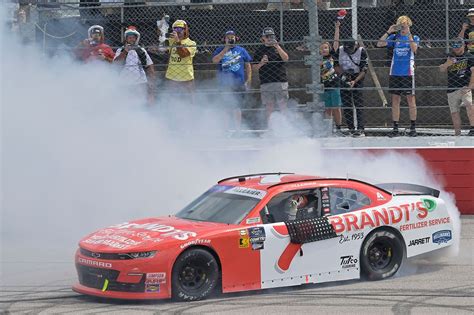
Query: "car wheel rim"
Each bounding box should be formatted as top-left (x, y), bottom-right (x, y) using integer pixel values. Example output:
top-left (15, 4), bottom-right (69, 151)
top-left (368, 240), bottom-right (393, 270)
top-left (178, 257), bottom-right (209, 292)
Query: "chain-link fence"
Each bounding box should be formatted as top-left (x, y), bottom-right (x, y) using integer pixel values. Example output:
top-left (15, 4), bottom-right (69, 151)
top-left (8, 0), bottom-right (474, 136)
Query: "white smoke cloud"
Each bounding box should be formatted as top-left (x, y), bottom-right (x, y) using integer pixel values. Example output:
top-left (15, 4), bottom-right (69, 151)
top-left (0, 5), bottom-right (460, 287)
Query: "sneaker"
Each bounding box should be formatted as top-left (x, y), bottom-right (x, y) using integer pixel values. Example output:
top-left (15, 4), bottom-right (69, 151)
top-left (408, 129), bottom-right (417, 137)
top-left (468, 129), bottom-right (474, 136)
top-left (353, 130), bottom-right (365, 137)
top-left (387, 130), bottom-right (400, 137)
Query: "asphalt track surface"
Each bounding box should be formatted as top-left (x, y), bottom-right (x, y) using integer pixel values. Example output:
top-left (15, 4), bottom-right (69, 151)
top-left (1, 217), bottom-right (473, 315)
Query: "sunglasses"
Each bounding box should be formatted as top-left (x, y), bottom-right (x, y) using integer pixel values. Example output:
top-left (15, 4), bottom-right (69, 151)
top-left (173, 27), bottom-right (184, 32)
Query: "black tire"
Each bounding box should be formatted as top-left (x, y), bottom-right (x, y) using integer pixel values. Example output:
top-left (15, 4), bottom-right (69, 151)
top-left (360, 229), bottom-right (404, 281)
top-left (172, 248), bottom-right (219, 301)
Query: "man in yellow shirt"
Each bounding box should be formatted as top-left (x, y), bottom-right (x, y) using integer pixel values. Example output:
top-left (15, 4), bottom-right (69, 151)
top-left (166, 20), bottom-right (197, 98)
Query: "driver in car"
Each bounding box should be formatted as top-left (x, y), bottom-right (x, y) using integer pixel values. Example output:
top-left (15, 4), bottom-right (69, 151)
top-left (284, 193), bottom-right (321, 221)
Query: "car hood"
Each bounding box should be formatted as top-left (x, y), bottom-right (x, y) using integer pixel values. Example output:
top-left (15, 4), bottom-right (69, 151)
top-left (79, 216), bottom-right (230, 253)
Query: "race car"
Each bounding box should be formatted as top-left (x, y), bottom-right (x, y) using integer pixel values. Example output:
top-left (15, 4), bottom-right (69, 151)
top-left (73, 173), bottom-right (454, 301)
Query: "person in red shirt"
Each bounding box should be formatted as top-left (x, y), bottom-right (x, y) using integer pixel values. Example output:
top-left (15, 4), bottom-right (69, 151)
top-left (75, 25), bottom-right (114, 63)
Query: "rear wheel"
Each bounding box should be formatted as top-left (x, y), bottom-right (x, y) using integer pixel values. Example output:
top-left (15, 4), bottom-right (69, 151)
top-left (172, 248), bottom-right (219, 301)
top-left (360, 229), bottom-right (404, 280)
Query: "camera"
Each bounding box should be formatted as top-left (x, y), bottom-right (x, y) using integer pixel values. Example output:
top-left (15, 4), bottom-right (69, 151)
top-left (228, 38), bottom-right (235, 45)
top-left (394, 24), bottom-right (402, 31)
top-left (340, 69), bottom-right (355, 88)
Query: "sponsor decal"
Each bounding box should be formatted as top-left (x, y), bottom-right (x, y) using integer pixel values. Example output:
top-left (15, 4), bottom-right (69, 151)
top-left (246, 217), bottom-right (261, 224)
top-left (208, 185), bottom-right (233, 192)
top-left (330, 201), bottom-right (430, 233)
top-left (145, 283), bottom-right (160, 293)
top-left (78, 257), bottom-right (112, 268)
top-left (339, 232), bottom-right (364, 244)
top-left (252, 242), bottom-right (264, 250)
top-left (376, 192), bottom-right (385, 200)
top-left (180, 239), bottom-right (211, 249)
top-left (421, 198), bottom-right (437, 212)
top-left (323, 207), bottom-right (330, 214)
top-left (83, 234), bottom-right (142, 250)
top-left (399, 216), bottom-right (450, 231)
top-left (239, 229), bottom-right (248, 236)
top-left (146, 272), bottom-right (166, 284)
top-left (248, 227), bottom-right (266, 243)
top-left (322, 191), bottom-right (329, 200)
top-left (340, 255), bottom-right (358, 269)
top-left (111, 222), bottom-right (197, 241)
top-left (224, 187), bottom-right (266, 199)
top-left (408, 236), bottom-right (430, 247)
top-left (432, 230), bottom-right (452, 244)
top-left (239, 236), bottom-right (250, 248)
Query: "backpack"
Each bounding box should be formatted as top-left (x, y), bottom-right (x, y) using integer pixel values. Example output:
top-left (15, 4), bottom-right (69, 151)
top-left (122, 45), bottom-right (148, 68)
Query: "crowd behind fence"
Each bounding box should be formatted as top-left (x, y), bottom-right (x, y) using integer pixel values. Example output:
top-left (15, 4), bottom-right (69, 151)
top-left (8, 0), bottom-right (474, 136)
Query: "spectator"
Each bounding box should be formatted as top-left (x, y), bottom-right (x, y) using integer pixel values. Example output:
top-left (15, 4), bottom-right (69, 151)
top-left (165, 20), bottom-right (197, 97)
top-left (377, 15), bottom-right (420, 137)
top-left (114, 26), bottom-right (155, 105)
top-left (333, 20), bottom-right (368, 137)
top-left (75, 25), bottom-right (114, 63)
top-left (212, 30), bottom-right (252, 132)
top-left (253, 27), bottom-right (289, 123)
top-left (320, 41), bottom-right (342, 134)
top-left (458, 8), bottom-right (474, 54)
top-left (439, 38), bottom-right (474, 136)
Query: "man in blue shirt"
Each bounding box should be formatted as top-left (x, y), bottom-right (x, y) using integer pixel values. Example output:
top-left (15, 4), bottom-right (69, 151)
top-left (212, 30), bottom-right (252, 132)
top-left (377, 16), bottom-right (420, 137)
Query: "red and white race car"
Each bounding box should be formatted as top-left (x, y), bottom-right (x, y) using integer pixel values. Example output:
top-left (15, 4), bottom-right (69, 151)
top-left (73, 173), bottom-right (454, 301)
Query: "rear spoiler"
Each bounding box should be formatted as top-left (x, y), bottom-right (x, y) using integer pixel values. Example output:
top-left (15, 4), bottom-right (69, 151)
top-left (376, 183), bottom-right (440, 198)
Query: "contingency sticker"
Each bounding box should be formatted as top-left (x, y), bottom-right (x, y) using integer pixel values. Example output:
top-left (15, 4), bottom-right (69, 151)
top-left (145, 283), bottom-right (160, 293)
top-left (146, 272), bottom-right (166, 284)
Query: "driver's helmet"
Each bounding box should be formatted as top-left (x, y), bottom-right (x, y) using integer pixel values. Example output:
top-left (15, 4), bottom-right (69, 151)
top-left (284, 194), bottom-right (308, 221)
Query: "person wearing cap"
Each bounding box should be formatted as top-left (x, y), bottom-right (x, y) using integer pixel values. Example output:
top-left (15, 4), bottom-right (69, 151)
top-left (114, 26), bottom-right (155, 105)
top-left (212, 30), bottom-right (252, 132)
top-left (252, 27), bottom-right (289, 123)
top-left (377, 15), bottom-right (420, 137)
top-left (333, 20), bottom-right (368, 137)
top-left (459, 8), bottom-right (474, 53)
top-left (75, 25), bottom-right (114, 63)
top-left (165, 20), bottom-right (197, 95)
top-left (439, 38), bottom-right (474, 136)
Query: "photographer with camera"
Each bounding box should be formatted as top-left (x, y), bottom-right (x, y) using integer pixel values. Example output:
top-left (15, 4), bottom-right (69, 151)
top-left (333, 21), bottom-right (368, 137)
top-left (439, 38), bottom-right (474, 136)
top-left (212, 30), bottom-right (252, 133)
top-left (165, 20), bottom-right (197, 98)
top-left (114, 26), bottom-right (155, 105)
top-left (75, 25), bottom-right (114, 63)
top-left (253, 27), bottom-right (289, 124)
top-left (458, 8), bottom-right (474, 53)
top-left (377, 15), bottom-right (420, 137)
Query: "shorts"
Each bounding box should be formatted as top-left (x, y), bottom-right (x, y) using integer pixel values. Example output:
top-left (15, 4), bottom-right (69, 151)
top-left (322, 88), bottom-right (342, 108)
top-left (223, 85), bottom-right (246, 110)
top-left (389, 75), bottom-right (415, 95)
top-left (447, 89), bottom-right (473, 113)
top-left (260, 82), bottom-right (289, 105)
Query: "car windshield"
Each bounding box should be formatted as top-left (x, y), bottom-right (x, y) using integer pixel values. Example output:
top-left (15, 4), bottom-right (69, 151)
top-left (175, 185), bottom-right (266, 224)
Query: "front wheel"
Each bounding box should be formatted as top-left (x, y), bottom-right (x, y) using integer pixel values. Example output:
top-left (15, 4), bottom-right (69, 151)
top-left (172, 248), bottom-right (219, 301)
top-left (360, 229), bottom-right (404, 280)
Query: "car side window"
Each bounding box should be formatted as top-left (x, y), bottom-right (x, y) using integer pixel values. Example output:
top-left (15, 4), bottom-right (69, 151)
top-left (260, 189), bottom-right (322, 224)
top-left (329, 188), bottom-right (371, 215)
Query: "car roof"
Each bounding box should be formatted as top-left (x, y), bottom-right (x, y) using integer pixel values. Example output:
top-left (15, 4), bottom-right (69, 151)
top-left (218, 173), bottom-right (332, 190)
top-left (217, 173), bottom-right (392, 195)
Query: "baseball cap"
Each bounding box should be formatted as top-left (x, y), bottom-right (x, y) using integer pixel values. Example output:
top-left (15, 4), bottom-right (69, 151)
top-left (172, 20), bottom-right (187, 29)
top-left (467, 8), bottom-right (474, 17)
top-left (91, 28), bottom-right (101, 34)
top-left (451, 37), bottom-right (464, 49)
top-left (225, 30), bottom-right (236, 36)
top-left (262, 27), bottom-right (275, 36)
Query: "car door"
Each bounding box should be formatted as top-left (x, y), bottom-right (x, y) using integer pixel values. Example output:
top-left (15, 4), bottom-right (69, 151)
top-left (256, 187), bottom-right (359, 289)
